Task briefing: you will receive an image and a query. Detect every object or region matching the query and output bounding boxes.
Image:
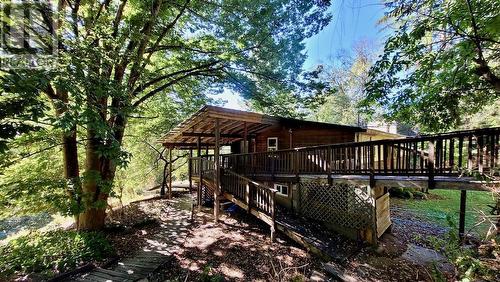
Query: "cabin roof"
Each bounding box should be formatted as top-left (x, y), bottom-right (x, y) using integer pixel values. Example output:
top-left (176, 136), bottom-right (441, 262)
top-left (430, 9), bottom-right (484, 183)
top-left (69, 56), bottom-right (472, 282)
top-left (362, 128), bottom-right (407, 139)
top-left (159, 105), bottom-right (365, 148)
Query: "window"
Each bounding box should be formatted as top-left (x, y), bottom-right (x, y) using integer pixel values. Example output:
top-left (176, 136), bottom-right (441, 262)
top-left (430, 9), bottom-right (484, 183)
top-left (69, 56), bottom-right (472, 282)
top-left (267, 137), bottom-right (278, 151)
top-left (274, 184), bottom-right (289, 196)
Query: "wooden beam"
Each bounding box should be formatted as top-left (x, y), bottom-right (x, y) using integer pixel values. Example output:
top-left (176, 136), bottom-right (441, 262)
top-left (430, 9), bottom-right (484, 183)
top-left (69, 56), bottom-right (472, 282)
top-left (162, 142), bottom-right (218, 147)
top-left (246, 122), bottom-right (271, 132)
top-left (207, 112), bottom-right (267, 124)
top-left (182, 132), bottom-right (244, 138)
top-left (219, 119), bottom-right (243, 132)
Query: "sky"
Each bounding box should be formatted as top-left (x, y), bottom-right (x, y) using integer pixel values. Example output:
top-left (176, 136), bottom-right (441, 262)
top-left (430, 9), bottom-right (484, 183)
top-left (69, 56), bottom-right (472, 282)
top-left (212, 0), bottom-right (388, 110)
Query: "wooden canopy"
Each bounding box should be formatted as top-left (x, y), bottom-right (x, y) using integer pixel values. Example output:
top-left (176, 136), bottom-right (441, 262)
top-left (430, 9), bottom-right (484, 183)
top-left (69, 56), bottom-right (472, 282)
top-left (159, 105), bottom-right (364, 148)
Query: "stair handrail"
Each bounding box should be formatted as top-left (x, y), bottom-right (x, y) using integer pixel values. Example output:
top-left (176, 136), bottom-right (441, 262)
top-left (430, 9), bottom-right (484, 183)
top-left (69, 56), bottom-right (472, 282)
top-left (221, 168), bottom-right (277, 223)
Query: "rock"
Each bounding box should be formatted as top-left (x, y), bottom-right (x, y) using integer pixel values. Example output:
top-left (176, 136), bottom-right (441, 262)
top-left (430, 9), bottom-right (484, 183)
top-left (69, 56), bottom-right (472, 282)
top-left (374, 245), bottom-right (386, 255)
top-left (323, 262), bottom-right (360, 282)
top-left (17, 273), bottom-right (45, 281)
top-left (478, 241), bottom-right (497, 258)
top-left (309, 270), bottom-right (329, 281)
top-left (402, 244), bottom-right (455, 274)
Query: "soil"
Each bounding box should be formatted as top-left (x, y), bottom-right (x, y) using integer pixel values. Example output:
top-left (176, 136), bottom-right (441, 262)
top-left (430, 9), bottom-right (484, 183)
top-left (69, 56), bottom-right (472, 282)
top-left (390, 205), bottom-right (449, 248)
top-left (102, 193), bottom-right (448, 281)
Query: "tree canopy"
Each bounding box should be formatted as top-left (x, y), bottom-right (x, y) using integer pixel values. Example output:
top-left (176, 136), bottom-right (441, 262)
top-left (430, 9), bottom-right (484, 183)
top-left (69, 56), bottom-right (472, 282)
top-left (364, 0), bottom-right (500, 132)
top-left (313, 41), bottom-right (376, 126)
top-left (0, 0), bottom-right (331, 229)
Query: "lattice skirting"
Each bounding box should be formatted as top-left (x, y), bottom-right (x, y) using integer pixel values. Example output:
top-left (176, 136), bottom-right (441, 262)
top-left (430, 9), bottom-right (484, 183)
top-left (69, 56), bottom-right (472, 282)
top-left (298, 181), bottom-right (375, 230)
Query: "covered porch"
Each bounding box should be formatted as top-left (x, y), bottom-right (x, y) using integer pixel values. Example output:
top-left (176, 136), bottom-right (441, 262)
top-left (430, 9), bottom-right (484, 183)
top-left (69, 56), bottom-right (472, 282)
top-left (159, 105), bottom-right (280, 227)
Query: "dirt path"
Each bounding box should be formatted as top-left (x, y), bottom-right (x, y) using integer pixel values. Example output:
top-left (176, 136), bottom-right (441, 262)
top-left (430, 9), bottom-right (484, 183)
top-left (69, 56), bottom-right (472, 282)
top-left (103, 195), bottom-right (448, 281)
top-left (69, 195), bottom-right (194, 281)
top-left (105, 194), bottom-right (194, 259)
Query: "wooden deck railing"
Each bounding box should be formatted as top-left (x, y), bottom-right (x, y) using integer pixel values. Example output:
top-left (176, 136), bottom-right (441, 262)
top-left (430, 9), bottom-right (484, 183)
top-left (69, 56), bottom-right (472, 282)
top-left (221, 169), bottom-right (277, 219)
top-left (190, 156), bottom-right (277, 224)
top-left (218, 127), bottom-right (500, 179)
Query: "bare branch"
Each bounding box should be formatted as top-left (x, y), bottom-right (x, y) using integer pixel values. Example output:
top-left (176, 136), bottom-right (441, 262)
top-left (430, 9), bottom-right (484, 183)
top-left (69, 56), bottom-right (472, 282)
top-left (132, 68), bottom-right (222, 108)
top-left (132, 60), bottom-right (221, 95)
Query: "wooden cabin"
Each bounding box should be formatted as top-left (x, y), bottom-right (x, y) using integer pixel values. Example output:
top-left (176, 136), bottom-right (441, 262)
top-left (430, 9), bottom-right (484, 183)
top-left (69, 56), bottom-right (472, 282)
top-left (160, 105), bottom-right (500, 245)
top-left (161, 105), bottom-right (367, 152)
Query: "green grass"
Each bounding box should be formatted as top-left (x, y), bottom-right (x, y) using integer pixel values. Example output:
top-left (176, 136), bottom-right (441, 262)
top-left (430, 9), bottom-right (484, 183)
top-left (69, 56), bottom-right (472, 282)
top-left (392, 189), bottom-right (496, 236)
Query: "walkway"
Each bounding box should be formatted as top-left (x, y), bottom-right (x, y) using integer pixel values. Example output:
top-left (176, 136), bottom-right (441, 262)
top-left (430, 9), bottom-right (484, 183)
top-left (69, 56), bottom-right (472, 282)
top-left (72, 196), bottom-right (194, 282)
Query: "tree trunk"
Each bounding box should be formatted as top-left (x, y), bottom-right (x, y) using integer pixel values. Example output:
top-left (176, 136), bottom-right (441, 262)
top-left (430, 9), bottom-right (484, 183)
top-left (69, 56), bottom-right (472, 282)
top-left (62, 129), bottom-right (82, 226)
top-left (48, 88), bottom-right (83, 226)
top-left (77, 112), bottom-right (126, 230)
top-left (160, 160), bottom-right (168, 197)
top-left (77, 206), bottom-right (107, 230)
top-left (77, 125), bottom-right (107, 230)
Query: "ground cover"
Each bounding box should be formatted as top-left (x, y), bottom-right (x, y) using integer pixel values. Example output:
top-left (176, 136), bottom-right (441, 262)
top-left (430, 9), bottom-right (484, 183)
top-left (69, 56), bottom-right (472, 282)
top-left (392, 189), bottom-right (495, 236)
top-left (0, 230), bottom-right (114, 281)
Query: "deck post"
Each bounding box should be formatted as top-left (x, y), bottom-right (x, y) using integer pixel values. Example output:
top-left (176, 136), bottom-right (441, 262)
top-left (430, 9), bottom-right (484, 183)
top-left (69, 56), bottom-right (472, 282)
top-left (270, 191), bottom-right (276, 242)
top-left (294, 150), bottom-right (299, 182)
top-left (327, 147), bottom-right (332, 185)
top-left (427, 140), bottom-right (435, 191)
top-left (188, 148), bottom-right (193, 191)
top-left (369, 144), bottom-right (376, 188)
top-left (243, 122), bottom-right (248, 153)
top-left (214, 118), bottom-right (221, 222)
top-left (245, 183), bottom-right (251, 212)
top-left (168, 148), bottom-right (173, 199)
top-left (197, 137), bottom-right (202, 211)
top-left (459, 190), bottom-right (467, 242)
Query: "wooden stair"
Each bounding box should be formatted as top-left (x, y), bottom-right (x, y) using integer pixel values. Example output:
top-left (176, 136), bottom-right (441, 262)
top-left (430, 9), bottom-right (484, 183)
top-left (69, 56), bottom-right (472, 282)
top-left (193, 165), bottom-right (277, 239)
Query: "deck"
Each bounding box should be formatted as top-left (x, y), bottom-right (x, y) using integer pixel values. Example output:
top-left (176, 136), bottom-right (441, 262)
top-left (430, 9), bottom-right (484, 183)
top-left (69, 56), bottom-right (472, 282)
top-left (192, 127), bottom-right (500, 188)
top-left (188, 127), bottom-right (499, 244)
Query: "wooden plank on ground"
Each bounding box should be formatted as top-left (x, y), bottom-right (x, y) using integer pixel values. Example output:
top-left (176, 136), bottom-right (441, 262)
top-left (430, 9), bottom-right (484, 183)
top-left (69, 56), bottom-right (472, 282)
top-left (93, 268), bottom-right (136, 280)
top-left (79, 273), bottom-right (113, 282)
top-left (88, 270), bottom-right (123, 281)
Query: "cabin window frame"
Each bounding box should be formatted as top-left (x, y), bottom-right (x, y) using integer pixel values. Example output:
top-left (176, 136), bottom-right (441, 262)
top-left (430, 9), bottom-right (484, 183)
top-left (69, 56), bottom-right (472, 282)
top-left (274, 183), bottom-right (289, 196)
top-left (267, 137), bottom-right (278, 151)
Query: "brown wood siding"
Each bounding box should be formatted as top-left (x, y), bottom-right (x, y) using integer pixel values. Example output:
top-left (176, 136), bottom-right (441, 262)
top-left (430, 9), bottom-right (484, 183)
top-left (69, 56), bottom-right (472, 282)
top-left (254, 126), bottom-right (356, 152)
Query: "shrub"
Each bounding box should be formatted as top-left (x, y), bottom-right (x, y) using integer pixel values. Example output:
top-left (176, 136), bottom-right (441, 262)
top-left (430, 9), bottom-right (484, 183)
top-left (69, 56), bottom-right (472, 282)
top-left (0, 229), bottom-right (114, 279)
top-left (428, 216), bottom-right (495, 281)
top-left (389, 187), bottom-right (414, 199)
top-left (200, 264), bottom-right (224, 282)
top-left (412, 191), bottom-right (427, 200)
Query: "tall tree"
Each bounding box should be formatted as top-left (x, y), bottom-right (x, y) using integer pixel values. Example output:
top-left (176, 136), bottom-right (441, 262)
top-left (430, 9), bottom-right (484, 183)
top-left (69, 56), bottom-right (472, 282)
top-left (314, 41), bottom-right (376, 125)
top-left (0, 0), bottom-right (331, 230)
top-left (247, 67), bottom-right (329, 118)
top-left (364, 0), bottom-right (500, 131)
